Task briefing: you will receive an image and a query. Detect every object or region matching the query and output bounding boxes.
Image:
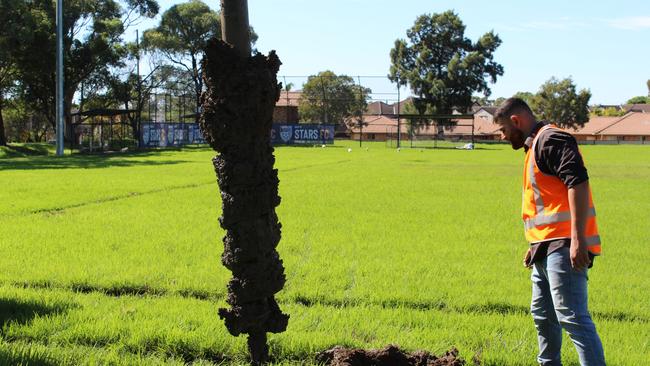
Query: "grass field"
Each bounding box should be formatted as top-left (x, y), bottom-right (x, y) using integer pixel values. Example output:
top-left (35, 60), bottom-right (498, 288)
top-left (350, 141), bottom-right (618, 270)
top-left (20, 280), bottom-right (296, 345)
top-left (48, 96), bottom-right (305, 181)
top-left (0, 141), bottom-right (649, 365)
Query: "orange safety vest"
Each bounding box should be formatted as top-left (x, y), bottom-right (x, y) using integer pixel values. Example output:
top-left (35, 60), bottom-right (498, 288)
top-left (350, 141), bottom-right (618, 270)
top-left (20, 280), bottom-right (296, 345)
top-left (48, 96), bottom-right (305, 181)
top-left (522, 124), bottom-right (601, 255)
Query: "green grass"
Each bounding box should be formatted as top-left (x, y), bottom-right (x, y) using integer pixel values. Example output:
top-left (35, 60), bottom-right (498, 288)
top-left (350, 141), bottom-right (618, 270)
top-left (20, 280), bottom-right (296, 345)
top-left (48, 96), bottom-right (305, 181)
top-left (0, 141), bottom-right (649, 365)
top-left (0, 143), bottom-right (56, 158)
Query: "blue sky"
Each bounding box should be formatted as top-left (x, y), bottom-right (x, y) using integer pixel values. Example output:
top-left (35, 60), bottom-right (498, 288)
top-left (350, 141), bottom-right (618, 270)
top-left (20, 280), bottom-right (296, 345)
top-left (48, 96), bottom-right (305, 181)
top-left (137, 0), bottom-right (650, 105)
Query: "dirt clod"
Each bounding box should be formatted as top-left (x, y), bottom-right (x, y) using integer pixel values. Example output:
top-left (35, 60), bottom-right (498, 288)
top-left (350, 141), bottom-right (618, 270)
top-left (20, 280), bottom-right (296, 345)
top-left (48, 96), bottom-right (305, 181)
top-left (316, 345), bottom-right (466, 366)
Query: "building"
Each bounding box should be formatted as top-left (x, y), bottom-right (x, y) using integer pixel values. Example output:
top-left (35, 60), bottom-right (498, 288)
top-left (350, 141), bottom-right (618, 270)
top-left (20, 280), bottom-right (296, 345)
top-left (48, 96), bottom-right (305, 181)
top-left (348, 115), bottom-right (407, 141)
top-left (470, 107), bottom-right (501, 140)
top-left (569, 116), bottom-right (621, 141)
top-left (366, 101), bottom-right (396, 115)
top-left (623, 104), bottom-right (650, 113)
top-left (596, 112), bottom-right (650, 143)
top-left (273, 90), bottom-right (301, 123)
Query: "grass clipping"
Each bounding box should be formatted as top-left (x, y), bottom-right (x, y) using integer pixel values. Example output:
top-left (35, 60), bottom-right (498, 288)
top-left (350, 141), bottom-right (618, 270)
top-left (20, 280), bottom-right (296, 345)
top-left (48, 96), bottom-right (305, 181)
top-left (316, 345), bottom-right (466, 366)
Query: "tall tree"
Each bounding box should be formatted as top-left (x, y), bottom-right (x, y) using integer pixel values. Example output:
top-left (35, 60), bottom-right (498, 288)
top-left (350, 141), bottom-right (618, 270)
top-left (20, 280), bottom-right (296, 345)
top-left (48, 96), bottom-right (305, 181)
top-left (10, 0), bottom-right (158, 137)
top-left (533, 77), bottom-right (591, 129)
top-left (143, 0), bottom-right (257, 122)
top-left (647, 79), bottom-right (650, 96)
top-left (626, 96), bottom-right (649, 104)
top-left (0, 0), bottom-right (24, 146)
top-left (0, 62), bottom-right (14, 146)
top-left (298, 70), bottom-right (370, 127)
top-left (103, 64), bottom-right (182, 140)
top-left (509, 91), bottom-right (538, 114)
top-left (389, 11), bottom-right (503, 121)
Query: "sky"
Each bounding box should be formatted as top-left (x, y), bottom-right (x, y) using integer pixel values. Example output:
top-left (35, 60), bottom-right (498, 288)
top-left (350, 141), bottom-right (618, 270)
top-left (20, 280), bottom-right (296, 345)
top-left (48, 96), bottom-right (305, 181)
top-left (134, 0), bottom-right (650, 105)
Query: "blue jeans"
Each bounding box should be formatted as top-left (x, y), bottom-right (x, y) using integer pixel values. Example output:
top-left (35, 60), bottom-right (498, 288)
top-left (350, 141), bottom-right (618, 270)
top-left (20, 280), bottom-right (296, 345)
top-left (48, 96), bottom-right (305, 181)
top-left (531, 247), bottom-right (605, 365)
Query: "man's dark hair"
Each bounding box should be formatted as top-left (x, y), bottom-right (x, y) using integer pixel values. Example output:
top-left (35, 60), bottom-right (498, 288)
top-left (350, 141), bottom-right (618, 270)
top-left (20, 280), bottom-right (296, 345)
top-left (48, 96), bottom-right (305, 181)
top-left (494, 97), bottom-right (534, 124)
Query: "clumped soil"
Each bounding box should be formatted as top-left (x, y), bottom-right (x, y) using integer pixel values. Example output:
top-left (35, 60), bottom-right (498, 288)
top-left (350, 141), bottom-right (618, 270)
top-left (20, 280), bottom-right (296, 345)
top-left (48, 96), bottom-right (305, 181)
top-left (316, 345), bottom-right (467, 366)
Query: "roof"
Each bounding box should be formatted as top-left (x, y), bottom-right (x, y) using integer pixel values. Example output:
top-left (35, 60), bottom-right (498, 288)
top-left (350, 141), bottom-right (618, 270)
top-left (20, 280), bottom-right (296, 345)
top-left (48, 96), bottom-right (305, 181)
top-left (276, 91), bottom-right (302, 107)
top-left (475, 106), bottom-right (498, 115)
top-left (569, 116), bottom-right (621, 135)
top-left (623, 104), bottom-right (650, 113)
top-left (597, 112), bottom-right (650, 136)
top-left (366, 101), bottom-right (395, 115)
top-left (348, 115), bottom-right (408, 134)
top-left (590, 104), bottom-right (624, 111)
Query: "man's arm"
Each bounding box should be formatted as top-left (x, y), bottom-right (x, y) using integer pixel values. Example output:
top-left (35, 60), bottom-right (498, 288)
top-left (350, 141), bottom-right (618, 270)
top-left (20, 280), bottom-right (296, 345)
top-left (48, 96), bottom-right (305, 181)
top-left (568, 180), bottom-right (591, 270)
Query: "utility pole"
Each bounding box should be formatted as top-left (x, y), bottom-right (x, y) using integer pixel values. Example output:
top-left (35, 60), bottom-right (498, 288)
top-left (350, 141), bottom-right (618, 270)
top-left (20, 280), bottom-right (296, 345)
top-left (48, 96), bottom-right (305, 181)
top-left (136, 29), bottom-right (142, 147)
top-left (220, 0), bottom-right (251, 57)
top-left (56, 0), bottom-right (64, 156)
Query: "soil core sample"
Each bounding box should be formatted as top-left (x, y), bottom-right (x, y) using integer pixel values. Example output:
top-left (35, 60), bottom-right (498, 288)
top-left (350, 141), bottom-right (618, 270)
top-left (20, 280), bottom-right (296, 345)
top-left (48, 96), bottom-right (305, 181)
top-left (200, 38), bottom-right (289, 365)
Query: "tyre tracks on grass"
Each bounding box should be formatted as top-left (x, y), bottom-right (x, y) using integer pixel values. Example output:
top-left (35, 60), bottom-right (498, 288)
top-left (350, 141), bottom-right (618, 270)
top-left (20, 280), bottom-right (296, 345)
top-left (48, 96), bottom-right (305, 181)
top-left (4, 280), bottom-right (646, 325)
top-left (1, 159), bottom-right (353, 219)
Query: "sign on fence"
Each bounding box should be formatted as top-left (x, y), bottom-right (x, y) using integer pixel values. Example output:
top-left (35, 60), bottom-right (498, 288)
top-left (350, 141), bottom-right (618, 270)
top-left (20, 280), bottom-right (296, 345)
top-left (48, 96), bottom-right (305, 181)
top-left (140, 123), bottom-right (205, 148)
top-left (140, 123), bottom-right (334, 148)
top-left (271, 124), bottom-right (335, 145)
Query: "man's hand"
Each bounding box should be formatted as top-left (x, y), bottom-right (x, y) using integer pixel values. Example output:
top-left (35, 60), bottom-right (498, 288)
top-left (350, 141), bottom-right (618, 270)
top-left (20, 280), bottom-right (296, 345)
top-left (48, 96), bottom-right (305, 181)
top-left (570, 238), bottom-right (590, 270)
top-left (523, 248), bottom-right (532, 269)
top-left (568, 181), bottom-right (592, 271)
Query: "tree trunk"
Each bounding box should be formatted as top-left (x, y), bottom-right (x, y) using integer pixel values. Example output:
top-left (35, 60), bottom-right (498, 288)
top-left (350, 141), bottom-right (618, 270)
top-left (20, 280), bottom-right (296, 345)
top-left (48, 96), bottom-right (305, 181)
top-left (0, 93), bottom-right (7, 146)
top-left (200, 39), bottom-right (288, 366)
top-left (64, 88), bottom-right (76, 148)
top-left (192, 54), bottom-right (201, 124)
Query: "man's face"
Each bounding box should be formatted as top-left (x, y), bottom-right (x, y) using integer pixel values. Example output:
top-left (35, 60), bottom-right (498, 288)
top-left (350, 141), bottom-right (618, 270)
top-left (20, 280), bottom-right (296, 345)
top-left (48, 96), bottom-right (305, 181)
top-left (498, 118), bottom-right (526, 150)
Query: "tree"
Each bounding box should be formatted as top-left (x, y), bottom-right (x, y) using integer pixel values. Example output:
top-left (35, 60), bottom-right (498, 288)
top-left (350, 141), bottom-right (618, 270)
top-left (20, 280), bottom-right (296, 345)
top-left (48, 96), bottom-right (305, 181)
top-left (591, 106), bottom-right (625, 117)
top-left (0, 0), bottom-right (24, 145)
top-left (103, 64), bottom-right (183, 140)
top-left (401, 99), bottom-right (430, 137)
top-left (513, 92), bottom-right (536, 108)
top-left (533, 77), bottom-right (591, 129)
top-left (389, 11), bottom-right (504, 120)
top-left (493, 97), bottom-right (507, 107)
top-left (626, 96), bottom-right (649, 104)
top-left (647, 79), bottom-right (650, 97)
top-left (0, 52), bottom-right (15, 147)
top-left (298, 71), bottom-right (370, 127)
top-left (9, 0), bottom-right (158, 140)
top-left (143, 0), bottom-right (256, 122)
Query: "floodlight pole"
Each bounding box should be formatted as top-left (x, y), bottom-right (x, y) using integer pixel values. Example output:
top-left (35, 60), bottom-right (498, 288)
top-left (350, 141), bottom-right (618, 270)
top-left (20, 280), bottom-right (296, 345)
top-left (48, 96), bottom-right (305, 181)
top-left (56, 0), bottom-right (64, 156)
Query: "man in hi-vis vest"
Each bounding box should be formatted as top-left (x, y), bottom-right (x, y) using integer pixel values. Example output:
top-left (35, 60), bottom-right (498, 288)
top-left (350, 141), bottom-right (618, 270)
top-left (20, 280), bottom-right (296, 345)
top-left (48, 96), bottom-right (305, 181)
top-left (495, 98), bottom-right (605, 366)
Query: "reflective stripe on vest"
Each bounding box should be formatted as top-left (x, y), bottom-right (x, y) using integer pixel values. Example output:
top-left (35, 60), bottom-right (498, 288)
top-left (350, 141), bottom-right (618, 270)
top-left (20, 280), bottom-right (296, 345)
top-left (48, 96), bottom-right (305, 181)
top-left (522, 124), bottom-right (601, 254)
top-left (523, 207), bottom-right (596, 231)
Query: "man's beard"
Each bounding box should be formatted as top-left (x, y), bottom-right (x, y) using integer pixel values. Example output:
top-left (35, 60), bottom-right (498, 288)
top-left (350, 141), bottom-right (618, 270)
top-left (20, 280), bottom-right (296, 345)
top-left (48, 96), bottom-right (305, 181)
top-left (510, 128), bottom-right (525, 150)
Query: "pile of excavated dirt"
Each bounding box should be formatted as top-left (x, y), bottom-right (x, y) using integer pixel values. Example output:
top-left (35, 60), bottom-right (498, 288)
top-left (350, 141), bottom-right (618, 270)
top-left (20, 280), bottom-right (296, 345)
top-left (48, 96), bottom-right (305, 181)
top-left (316, 345), bottom-right (468, 366)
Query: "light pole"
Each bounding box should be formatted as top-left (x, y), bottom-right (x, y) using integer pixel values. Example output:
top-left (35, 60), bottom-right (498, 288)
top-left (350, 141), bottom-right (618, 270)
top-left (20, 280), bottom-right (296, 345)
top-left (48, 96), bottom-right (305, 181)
top-left (56, 0), bottom-right (64, 156)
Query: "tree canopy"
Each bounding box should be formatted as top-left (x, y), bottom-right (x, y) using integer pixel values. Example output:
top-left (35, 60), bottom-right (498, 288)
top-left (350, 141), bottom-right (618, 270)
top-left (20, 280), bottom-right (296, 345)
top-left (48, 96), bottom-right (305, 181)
top-left (6, 0), bottom-right (158, 133)
top-left (389, 11), bottom-right (503, 118)
top-left (532, 77), bottom-right (591, 129)
top-left (626, 96), bottom-right (649, 104)
top-left (0, 0), bottom-right (22, 145)
top-left (143, 0), bottom-right (257, 120)
top-left (298, 71), bottom-right (370, 126)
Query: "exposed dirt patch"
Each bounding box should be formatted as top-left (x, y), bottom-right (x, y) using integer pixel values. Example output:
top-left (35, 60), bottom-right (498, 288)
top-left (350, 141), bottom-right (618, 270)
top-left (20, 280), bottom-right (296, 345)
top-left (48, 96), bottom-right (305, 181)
top-left (316, 345), bottom-right (467, 366)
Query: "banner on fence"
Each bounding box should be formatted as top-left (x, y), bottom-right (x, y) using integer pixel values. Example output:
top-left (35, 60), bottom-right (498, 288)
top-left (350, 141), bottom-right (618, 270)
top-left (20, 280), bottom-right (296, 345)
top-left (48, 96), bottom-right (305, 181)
top-left (140, 123), bottom-right (205, 147)
top-left (271, 124), bottom-right (335, 145)
top-left (141, 123), bottom-right (334, 148)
